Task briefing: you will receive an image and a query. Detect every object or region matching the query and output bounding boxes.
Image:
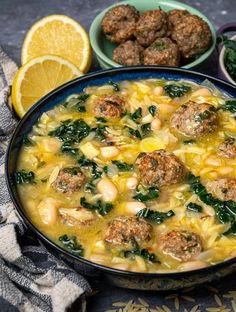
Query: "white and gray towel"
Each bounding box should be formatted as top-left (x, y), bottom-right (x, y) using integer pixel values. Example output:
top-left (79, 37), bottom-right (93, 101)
top-left (0, 47), bottom-right (92, 312)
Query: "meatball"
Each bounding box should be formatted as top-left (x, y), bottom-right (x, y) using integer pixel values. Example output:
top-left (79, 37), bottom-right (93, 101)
top-left (93, 94), bottom-right (125, 119)
top-left (171, 15), bottom-right (212, 59)
top-left (206, 178), bottom-right (236, 202)
top-left (170, 101), bottom-right (218, 139)
top-left (143, 37), bottom-right (180, 66)
top-left (135, 10), bottom-right (169, 47)
top-left (136, 149), bottom-right (186, 188)
top-left (102, 5), bottom-right (140, 44)
top-left (104, 216), bottom-right (152, 246)
top-left (218, 138), bottom-right (236, 158)
top-left (113, 40), bottom-right (144, 66)
top-left (52, 167), bottom-right (85, 193)
top-left (167, 9), bottom-right (190, 30)
top-left (160, 230), bottom-right (202, 261)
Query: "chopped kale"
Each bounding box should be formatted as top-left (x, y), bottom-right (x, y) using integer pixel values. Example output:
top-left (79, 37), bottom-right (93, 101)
top-left (136, 208), bottom-right (175, 224)
top-left (108, 80), bottom-right (120, 92)
top-left (123, 237), bottom-right (159, 263)
top-left (148, 105), bottom-right (157, 117)
top-left (186, 202), bottom-right (203, 213)
top-left (84, 181), bottom-right (97, 193)
top-left (80, 197), bottom-right (113, 216)
top-left (222, 100), bottom-right (236, 118)
top-left (93, 125), bottom-right (107, 141)
top-left (77, 155), bottom-right (102, 179)
top-left (23, 137), bottom-right (34, 146)
top-left (164, 84), bottom-right (191, 98)
top-left (141, 123), bottom-right (151, 136)
top-left (96, 117), bottom-right (107, 123)
top-left (126, 127), bottom-right (142, 140)
top-left (188, 173), bottom-right (236, 235)
top-left (15, 170), bottom-right (35, 184)
top-left (75, 93), bottom-right (90, 112)
top-left (59, 234), bottom-right (84, 256)
top-left (218, 35), bottom-right (236, 82)
top-left (111, 160), bottom-right (133, 171)
top-left (60, 142), bottom-right (78, 156)
top-left (133, 186), bottom-right (159, 202)
top-left (130, 108), bottom-right (142, 122)
top-left (183, 139), bottom-right (195, 145)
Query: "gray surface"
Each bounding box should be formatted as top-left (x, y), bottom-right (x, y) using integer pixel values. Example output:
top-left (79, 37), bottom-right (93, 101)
top-left (1, 0), bottom-right (236, 311)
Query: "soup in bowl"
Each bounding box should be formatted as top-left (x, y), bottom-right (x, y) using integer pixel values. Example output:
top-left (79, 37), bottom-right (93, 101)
top-left (14, 73), bottom-right (236, 275)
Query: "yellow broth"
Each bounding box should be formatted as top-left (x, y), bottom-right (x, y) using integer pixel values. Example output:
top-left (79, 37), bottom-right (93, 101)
top-left (17, 79), bottom-right (236, 273)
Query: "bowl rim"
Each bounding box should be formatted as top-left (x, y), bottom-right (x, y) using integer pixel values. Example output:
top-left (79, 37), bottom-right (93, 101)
top-left (219, 34), bottom-right (236, 85)
top-left (6, 65), bottom-right (236, 278)
top-left (89, 0), bottom-right (216, 70)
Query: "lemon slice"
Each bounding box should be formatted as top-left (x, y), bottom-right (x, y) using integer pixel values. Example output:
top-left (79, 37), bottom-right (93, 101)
top-left (140, 137), bottom-right (167, 153)
top-left (21, 14), bottom-right (92, 73)
top-left (12, 55), bottom-right (82, 117)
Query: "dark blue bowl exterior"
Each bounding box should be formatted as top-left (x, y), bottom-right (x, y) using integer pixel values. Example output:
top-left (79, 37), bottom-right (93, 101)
top-left (6, 66), bottom-right (236, 290)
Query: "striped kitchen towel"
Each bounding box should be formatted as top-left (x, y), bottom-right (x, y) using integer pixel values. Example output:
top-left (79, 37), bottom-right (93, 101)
top-left (0, 47), bottom-right (91, 312)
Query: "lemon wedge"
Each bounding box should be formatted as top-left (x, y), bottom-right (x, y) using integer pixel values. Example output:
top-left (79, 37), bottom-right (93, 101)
top-left (21, 14), bottom-right (92, 73)
top-left (12, 55), bottom-right (82, 117)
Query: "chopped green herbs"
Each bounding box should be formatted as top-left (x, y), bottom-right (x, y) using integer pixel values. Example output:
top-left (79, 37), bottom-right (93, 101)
top-left (222, 100), bottom-right (236, 118)
top-left (15, 170), bottom-right (35, 184)
top-left (77, 155), bottom-right (102, 179)
top-left (148, 105), bottom-right (157, 117)
top-left (93, 125), bottom-right (107, 141)
top-left (95, 117), bottom-right (107, 123)
top-left (126, 127), bottom-right (142, 140)
top-left (123, 237), bottom-right (159, 263)
top-left (108, 80), bottom-right (120, 92)
top-left (130, 108), bottom-right (142, 122)
top-left (188, 174), bottom-right (236, 235)
top-left (136, 208), bottom-right (175, 224)
top-left (186, 202), bottom-right (203, 213)
top-left (164, 84), bottom-right (191, 98)
top-left (84, 181), bottom-right (97, 193)
top-left (195, 110), bottom-right (211, 123)
top-left (59, 234), bottom-right (84, 256)
top-left (183, 139), bottom-right (195, 145)
top-left (218, 35), bottom-right (236, 82)
top-left (75, 94), bottom-right (90, 112)
top-left (80, 197), bottom-right (113, 216)
top-left (133, 186), bottom-right (159, 202)
top-left (111, 160), bottom-right (133, 171)
top-left (60, 142), bottom-right (78, 156)
top-left (141, 123), bottom-right (151, 136)
top-left (23, 137), bottom-right (34, 146)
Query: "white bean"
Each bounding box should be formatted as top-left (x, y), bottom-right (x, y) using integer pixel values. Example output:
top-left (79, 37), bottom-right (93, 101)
top-left (125, 201), bottom-right (146, 214)
top-left (126, 177), bottom-right (138, 189)
top-left (100, 146), bottom-right (119, 158)
top-left (178, 260), bottom-right (207, 271)
top-left (97, 178), bottom-right (118, 202)
top-left (151, 118), bottom-right (162, 131)
top-left (154, 86), bottom-right (164, 96)
top-left (38, 198), bottom-right (58, 225)
top-left (192, 88), bottom-right (212, 97)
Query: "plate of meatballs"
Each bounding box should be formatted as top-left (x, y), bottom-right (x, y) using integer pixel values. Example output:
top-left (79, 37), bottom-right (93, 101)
top-left (90, 0), bottom-right (216, 69)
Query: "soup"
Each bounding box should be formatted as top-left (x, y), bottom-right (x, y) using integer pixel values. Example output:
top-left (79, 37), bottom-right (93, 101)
top-left (16, 78), bottom-right (236, 273)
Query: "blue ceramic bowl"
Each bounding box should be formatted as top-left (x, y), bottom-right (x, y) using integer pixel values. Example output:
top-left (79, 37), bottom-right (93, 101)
top-left (6, 66), bottom-right (236, 290)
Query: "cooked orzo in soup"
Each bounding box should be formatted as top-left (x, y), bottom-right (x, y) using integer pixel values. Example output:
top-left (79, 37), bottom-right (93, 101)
top-left (16, 78), bottom-right (236, 273)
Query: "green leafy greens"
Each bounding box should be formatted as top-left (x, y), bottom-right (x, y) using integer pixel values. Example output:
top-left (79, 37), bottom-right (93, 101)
top-left (59, 234), bottom-right (84, 256)
top-left (133, 186), bottom-right (159, 202)
top-left (218, 35), bottom-right (236, 82)
top-left (108, 80), bottom-right (120, 92)
top-left (111, 160), bottom-right (133, 171)
top-left (222, 100), bottom-right (236, 118)
top-left (80, 197), bottom-right (113, 216)
top-left (15, 170), bottom-right (35, 184)
top-left (130, 107), bottom-right (142, 122)
top-left (164, 84), bottom-right (191, 98)
top-left (148, 105), bottom-right (157, 117)
top-left (186, 202), bottom-right (203, 213)
top-left (75, 93), bottom-right (90, 112)
top-left (77, 155), bottom-right (102, 179)
top-left (188, 173), bottom-right (236, 235)
top-left (136, 208), bottom-right (175, 224)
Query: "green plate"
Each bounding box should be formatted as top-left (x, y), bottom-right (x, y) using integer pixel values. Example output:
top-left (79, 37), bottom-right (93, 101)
top-left (89, 0), bottom-right (216, 69)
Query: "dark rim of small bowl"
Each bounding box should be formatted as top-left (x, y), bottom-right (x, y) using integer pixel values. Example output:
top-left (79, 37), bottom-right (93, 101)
top-left (5, 65), bottom-right (236, 278)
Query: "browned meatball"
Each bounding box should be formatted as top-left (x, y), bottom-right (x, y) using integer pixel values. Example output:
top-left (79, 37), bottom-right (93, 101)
top-left (102, 5), bottom-right (140, 44)
top-left (205, 178), bottom-right (236, 202)
top-left (143, 37), bottom-right (180, 66)
top-left (104, 216), bottom-right (152, 246)
top-left (167, 9), bottom-right (190, 30)
top-left (136, 149), bottom-right (186, 188)
top-left (93, 94), bottom-right (125, 119)
top-left (52, 167), bottom-right (85, 193)
top-left (160, 230), bottom-right (202, 261)
top-left (113, 40), bottom-right (144, 66)
top-left (218, 138), bottom-right (236, 158)
top-left (170, 101), bottom-right (218, 139)
top-left (171, 15), bottom-right (212, 59)
top-left (135, 10), bottom-right (169, 47)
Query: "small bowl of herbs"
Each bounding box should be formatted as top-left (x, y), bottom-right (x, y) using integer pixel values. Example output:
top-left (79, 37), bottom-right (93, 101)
top-left (217, 23), bottom-right (236, 85)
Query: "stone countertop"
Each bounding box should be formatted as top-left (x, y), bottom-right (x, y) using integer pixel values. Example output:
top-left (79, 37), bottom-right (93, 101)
top-left (0, 0), bottom-right (236, 311)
